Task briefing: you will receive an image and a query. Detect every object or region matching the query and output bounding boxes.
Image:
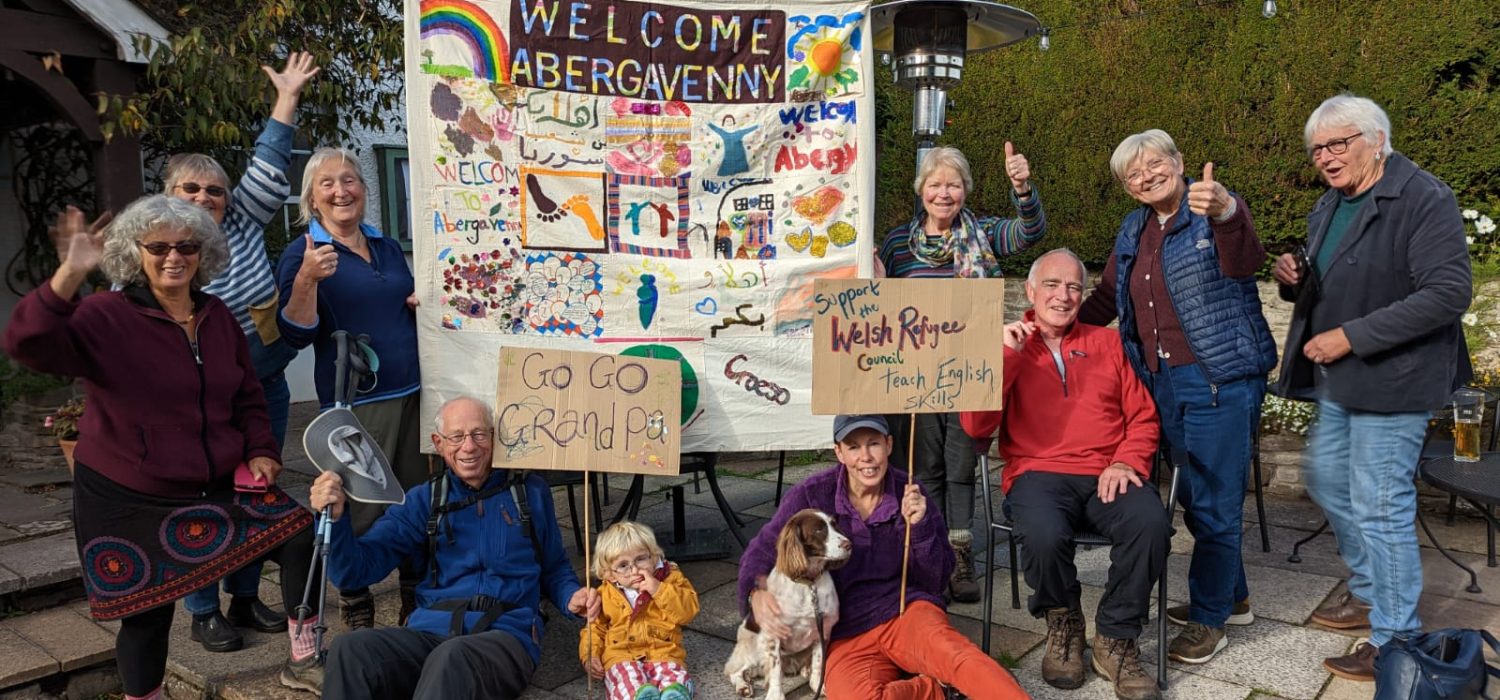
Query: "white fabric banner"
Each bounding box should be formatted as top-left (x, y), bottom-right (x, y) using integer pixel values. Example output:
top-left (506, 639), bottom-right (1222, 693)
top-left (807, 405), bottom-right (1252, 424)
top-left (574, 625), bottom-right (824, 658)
top-left (404, 0), bottom-right (875, 450)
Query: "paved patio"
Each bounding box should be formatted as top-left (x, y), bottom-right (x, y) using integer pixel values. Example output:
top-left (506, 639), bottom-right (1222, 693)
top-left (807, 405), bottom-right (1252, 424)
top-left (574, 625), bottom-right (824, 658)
top-left (1, 398), bottom-right (1497, 699)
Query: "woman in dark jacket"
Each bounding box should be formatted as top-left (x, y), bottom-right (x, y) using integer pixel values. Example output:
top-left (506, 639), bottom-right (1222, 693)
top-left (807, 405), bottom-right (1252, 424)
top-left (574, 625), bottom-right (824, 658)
top-left (1271, 94), bottom-right (1471, 682)
top-left (4, 196), bottom-right (321, 697)
top-left (1079, 129), bottom-right (1277, 666)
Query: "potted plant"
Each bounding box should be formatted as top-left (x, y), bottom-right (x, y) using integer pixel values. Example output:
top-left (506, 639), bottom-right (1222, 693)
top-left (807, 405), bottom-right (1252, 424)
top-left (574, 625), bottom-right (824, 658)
top-left (46, 397), bottom-right (84, 472)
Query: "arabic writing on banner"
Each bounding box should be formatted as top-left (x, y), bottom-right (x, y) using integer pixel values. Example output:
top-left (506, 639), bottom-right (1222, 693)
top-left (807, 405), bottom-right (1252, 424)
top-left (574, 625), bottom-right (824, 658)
top-left (406, 0), bottom-right (876, 451)
top-left (811, 279), bottom-right (1006, 414)
top-left (495, 347), bottom-right (682, 474)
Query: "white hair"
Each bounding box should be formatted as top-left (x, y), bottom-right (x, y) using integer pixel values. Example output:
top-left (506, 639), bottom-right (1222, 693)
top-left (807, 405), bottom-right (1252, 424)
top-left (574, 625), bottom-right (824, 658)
top-left (912, 146), bottom-right (973, 196)
top-left (1026, 248), bottom-right (1088, 286)
top-left (1109, 129), bottom-right (1181, 184)
top-left (296, 147), bottom-right (366, 227)
top-left (1304, 93), bottom-right (1393, 158)
top-left (433, 396), bottom-right (493, 434)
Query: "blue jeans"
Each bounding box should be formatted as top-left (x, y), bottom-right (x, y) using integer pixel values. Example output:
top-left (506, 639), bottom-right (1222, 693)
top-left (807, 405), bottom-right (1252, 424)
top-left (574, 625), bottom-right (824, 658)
top-left (1303, 399), bottom-right (1427, 646)
top-left (1150, 363), bottom-right (1263, 627)
top-left (185, 333), bottom-right (298, 615)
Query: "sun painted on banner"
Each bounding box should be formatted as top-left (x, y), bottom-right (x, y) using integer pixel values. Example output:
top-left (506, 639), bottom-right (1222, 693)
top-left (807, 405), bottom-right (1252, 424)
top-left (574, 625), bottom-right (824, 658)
top-left (407, 0), bottom-right (877, 454)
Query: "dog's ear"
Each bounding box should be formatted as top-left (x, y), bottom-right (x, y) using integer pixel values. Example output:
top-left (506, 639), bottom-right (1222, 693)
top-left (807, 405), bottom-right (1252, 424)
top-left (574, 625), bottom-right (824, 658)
top-left (776, 514), bottom-right (810, 580)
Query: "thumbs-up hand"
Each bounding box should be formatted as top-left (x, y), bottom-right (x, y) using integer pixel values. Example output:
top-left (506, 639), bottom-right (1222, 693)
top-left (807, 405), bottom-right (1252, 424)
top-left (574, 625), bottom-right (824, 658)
top-left (1187, 162), bottom-right (1231, 219)
top-left (1004, 141), bottom-right (1031, 195)
top-left (295, 233), bottom-right (339, 283)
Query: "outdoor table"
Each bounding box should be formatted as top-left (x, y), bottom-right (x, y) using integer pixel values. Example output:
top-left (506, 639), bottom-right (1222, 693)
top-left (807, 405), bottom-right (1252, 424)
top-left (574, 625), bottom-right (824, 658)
top-left (609, 452), bottom-right (749, 561)
top-left (1418, 455), bottom-right (1500, 593)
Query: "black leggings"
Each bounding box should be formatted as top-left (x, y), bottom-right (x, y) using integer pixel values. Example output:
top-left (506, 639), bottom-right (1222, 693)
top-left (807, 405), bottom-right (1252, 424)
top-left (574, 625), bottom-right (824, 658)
top-left (117, 524), bottom-right (317, 695)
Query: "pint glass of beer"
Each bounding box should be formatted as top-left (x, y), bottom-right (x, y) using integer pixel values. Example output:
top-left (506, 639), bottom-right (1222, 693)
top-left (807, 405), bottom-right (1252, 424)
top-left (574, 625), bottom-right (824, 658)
top-left (1453, 388), bottom-right (1484, 462)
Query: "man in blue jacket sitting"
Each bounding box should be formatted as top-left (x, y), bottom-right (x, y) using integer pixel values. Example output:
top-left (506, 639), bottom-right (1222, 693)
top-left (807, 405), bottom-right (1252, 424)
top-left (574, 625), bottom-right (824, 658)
top-left (309, 395), bottom-right (600, 699)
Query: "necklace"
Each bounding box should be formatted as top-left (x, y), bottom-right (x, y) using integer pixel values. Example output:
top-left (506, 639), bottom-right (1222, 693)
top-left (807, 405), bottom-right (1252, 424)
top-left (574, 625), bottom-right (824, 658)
top-left (173, 313), bottom-right (194, 325)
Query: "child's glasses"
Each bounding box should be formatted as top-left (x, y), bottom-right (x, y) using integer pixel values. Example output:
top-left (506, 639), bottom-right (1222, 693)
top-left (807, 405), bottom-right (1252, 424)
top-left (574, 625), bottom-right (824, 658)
top-left (610, 554), bottom-right (654, 576)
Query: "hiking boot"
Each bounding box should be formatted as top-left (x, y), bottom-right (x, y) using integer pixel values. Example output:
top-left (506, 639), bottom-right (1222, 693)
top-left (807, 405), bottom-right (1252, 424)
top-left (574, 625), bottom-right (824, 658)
top-left (279, 654), bottom-right (324, 695)
top-left (227, 597), bottom-right (289, 633)
top-left (1310, 589), bottom-right (1371, 629)
top-left (339, 591), bottom-right (375, 630)
top-left (948, 540), bottom-right (981, 604)
top-left (190, 611), bottom-right (244, 653)
top-left (1166, 599), bottom-right (1253, 627)
top-left (1041, 607), bottom-right (1086, 689)
top-left (398, 584), bottom-right (417, 626)
top-left (1168, 622), bottom-right (1227, 664)
top-left (1323, 641), bottom-right (1378, 682)
top-left (1091, 635), bottom-right (1161, 700)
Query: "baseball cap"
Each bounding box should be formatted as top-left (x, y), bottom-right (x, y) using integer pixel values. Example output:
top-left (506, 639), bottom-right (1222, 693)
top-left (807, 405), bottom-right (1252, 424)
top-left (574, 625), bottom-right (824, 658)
top-left (833, 414), bottom-right (890, 442)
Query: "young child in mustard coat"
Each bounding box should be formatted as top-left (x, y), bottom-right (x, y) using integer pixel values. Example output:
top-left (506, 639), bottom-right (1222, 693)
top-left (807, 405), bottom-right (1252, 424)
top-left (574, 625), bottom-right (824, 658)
top-left (581, 521), bottom-right (700, 700)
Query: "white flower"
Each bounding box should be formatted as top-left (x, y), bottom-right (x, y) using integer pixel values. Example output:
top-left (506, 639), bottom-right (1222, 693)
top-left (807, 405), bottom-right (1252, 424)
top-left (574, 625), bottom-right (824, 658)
top-left (1468, 236), bottom-right (1476, 245)
top-left (1478, 216), bottom-right (1496, 235)
top-left (1463, 313), bottom-right (1478, 326)
top-left (1463, 209), bottom-right (1480, 220)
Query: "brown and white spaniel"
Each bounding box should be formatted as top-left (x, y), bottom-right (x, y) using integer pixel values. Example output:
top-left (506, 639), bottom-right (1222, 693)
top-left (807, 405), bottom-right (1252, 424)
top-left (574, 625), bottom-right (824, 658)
top-left (725, 509), bottom-right (853, 699)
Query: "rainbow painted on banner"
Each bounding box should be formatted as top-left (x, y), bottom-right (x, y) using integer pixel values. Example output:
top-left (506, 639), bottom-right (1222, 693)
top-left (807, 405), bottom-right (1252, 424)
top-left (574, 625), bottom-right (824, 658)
top-left (419, 0), bottom-right (510, 82)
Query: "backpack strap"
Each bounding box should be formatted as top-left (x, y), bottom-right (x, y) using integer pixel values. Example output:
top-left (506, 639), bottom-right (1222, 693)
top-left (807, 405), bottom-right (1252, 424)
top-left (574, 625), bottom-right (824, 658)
top-left (507, 470), bottom-right (539, 557)
top-left (429, 595), bottom-right (520, 637)
top-left (425, 471), bottom-right (450, 586)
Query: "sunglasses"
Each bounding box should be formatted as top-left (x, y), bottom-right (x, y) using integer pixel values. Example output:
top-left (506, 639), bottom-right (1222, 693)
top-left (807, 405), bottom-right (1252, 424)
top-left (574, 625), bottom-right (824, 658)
top-left (176, 182), bottom-right (227, 198)
top-left (138, 240), bottom-right (203, 256)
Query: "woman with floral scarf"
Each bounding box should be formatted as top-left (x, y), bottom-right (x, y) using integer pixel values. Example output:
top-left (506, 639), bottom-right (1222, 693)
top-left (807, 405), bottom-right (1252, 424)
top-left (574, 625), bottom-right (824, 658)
top-left (876, 144), bottom-right (1047, 602)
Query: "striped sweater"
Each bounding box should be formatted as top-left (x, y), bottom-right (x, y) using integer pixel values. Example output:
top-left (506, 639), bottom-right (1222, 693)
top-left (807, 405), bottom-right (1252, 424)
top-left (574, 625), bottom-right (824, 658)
top-left (878, 188), bottom-right (1046, 279)
top-left (202, 119), bottom-right (294, 336)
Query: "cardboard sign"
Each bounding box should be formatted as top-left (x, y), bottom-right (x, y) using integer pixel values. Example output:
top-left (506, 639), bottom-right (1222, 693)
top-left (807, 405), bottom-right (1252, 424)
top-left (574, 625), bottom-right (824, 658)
top-left (811, 278), bottom-right (1005, 414)
top-left (494, 347), bottom-right (682, 475)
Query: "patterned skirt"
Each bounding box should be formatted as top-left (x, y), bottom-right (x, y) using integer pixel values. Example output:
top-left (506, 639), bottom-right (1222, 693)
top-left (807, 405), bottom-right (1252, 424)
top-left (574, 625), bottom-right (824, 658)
top-left (72, 462), bottom-right (313, 621)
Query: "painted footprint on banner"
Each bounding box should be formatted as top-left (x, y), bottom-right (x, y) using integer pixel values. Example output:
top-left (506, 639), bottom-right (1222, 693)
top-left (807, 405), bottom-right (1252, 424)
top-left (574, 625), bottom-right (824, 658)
top-left (527, 174), bottom-right (606, 241)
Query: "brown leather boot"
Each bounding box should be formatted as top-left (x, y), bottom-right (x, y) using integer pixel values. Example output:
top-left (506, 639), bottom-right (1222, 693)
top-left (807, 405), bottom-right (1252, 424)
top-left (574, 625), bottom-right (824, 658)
top-left (1310, 589), bottom-right (1371, 629)
top-left (1041, 607), bottom-right (1086, 689)
top-left (949, 539), bottom-right (981, 603)
top-left (1323, 641), bottom-right (1378, 681)
top-left (1091, 635), bottom-right (1161, 700)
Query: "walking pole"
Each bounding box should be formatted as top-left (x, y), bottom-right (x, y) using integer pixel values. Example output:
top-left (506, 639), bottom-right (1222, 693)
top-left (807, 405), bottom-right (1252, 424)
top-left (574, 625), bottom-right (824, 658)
top-left (899, 413), bottom-right (915, 614)
top-left (583, 468), bottom-right (595, 700)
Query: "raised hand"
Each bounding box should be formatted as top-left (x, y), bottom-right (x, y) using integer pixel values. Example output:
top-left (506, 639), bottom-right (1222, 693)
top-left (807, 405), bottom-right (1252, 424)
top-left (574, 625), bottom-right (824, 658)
top-left (296, 233), bottom-right (339, 283)
top-left (1001, 319), bottom-right (1036, 352)
top-left (58, 206), bottom-right (109, 275)
top-left (1187, 162), bottom-right (1232, 219)
top-left (265, 51), bottom-right (320, 124)
top-left (1004, 141), bottom-right (1032, 195)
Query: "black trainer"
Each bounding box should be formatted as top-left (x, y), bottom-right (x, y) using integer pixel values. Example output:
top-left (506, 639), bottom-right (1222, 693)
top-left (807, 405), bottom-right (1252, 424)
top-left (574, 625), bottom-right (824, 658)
top-left (190, 611), bottom-right (245, 653)
top-left (227, 597), bottom-right (289, 633)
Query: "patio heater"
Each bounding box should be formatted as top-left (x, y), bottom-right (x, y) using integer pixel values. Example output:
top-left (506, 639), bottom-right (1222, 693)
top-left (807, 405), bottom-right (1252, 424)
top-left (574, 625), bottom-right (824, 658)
top-left (871, 0), bottom-right (1041, 173)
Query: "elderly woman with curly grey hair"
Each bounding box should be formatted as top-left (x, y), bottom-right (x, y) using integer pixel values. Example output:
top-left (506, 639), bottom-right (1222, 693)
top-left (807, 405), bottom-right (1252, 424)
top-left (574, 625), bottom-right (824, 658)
top-left (876, 143), bottom-right (1046, 603)
top-left (1272, 94), bottom-right (1472, 682)
top-left (4, 195), bottom-right (322, 698)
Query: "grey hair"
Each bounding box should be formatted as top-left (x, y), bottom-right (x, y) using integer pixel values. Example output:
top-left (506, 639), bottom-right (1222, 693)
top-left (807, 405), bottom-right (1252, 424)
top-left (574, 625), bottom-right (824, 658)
top-left (1304, 93), bottom-right (1393, 158)
top-left (1109, 129), bottom-right (1181, 184)
top-left (433, 396), bottom-right (493, 434)
top-left (1026, 248), bottom-right (1088, 286)
top-left (297, 147), bottom-right (366, 227)
top-left (912, 146), bottom-right (973, 196)
top-left (162, 153), bottom-right (229, 192)
top-left (99, 195), bottom-right (228, 289)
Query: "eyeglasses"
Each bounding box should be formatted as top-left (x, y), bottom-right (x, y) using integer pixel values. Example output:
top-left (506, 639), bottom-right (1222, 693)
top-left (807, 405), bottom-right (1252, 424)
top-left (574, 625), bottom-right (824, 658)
top-left (175, 182), bottom-right (227, 198)
top-left (1125, 158), bottom-right (1174, 186)
top-left (610, 553), bottom-right (655, 576)
top-left (439, 429), bottom-right (492, 446)
top-left (138, 240), bottom-right (203, 256)
top-left (1308, 133), bottom-right (1363, 159)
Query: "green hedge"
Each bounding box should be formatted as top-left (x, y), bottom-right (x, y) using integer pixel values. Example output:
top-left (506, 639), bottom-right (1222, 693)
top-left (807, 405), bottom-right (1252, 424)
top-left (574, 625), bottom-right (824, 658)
top-left (871, 0), bottom-right (1500, 275)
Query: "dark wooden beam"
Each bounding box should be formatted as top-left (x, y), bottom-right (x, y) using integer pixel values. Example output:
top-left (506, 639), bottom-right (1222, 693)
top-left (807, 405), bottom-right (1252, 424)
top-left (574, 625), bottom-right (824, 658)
top-left (0, 9), bottom-right (116, 60)
top-left (0, 48), bottom-right (102, 141)
top-left (91, 58), bottom-right (143, 210)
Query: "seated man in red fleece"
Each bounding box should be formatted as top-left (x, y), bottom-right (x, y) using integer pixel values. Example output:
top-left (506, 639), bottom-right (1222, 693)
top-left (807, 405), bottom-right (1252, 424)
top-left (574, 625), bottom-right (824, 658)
top-left (962, 248), bottom-right (1167, 700)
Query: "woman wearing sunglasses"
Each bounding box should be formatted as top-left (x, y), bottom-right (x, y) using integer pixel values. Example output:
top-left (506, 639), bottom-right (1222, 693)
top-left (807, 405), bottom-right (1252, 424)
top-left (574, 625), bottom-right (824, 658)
top-left (4, 195), bottom-right (322, 699)
top-left (162, 51), bottom-right (319, 657)
top-left (275, 146), bottom-right (425, 633)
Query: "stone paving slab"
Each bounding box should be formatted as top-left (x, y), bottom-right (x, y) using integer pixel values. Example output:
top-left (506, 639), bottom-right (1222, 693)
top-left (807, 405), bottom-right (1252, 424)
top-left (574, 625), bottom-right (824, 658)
top-left (0, 467), bottom-right (72, 491)
top-left (1316, 676), bottom-right (1375, 700)
top-left (1012, 644), bottom-right (1249, 700)
top-left (6, 607), bottom-right (114, 672)
top-left (0, 490), bottom-right (69, 530)
top-left (0, 564), bottom-right (20, 596)
top-left (0, 627), bottom-right (57, 689)
top-left (1143, 617), bottom-right (1351, 700)
top-left (0, 532), bottom-right (78, 590)
top-left (0, 526), bottom-right (24, 546)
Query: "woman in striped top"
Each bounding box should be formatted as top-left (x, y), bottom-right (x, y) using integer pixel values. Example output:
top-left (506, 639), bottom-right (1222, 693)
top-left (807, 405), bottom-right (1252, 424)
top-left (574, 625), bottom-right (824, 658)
top-left (877, 144), bottom-right (1046, 603)
top-left (165, 51), bottom-right (319, 655)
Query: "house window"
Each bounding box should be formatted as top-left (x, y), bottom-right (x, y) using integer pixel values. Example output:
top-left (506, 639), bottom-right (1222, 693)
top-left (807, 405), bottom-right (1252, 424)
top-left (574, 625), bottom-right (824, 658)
top-left (377, 145), bottom-right (411, 251)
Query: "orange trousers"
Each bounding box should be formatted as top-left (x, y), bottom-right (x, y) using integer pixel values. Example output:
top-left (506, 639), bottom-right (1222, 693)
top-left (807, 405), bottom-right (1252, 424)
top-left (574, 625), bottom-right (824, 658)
top-left (823, 600), bottom-right (1029, 700)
